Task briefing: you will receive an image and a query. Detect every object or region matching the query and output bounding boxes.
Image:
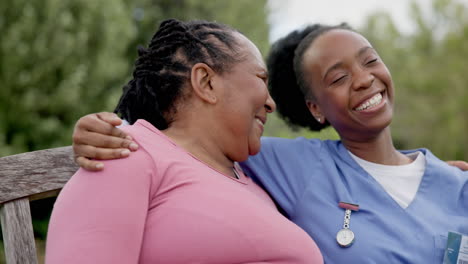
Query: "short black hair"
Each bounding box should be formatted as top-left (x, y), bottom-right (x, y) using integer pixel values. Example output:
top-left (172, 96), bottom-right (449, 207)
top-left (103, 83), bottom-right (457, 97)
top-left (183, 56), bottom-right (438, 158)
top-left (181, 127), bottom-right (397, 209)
top-left (267, 23), bottom-right (352, 131)
top-left (115, 19), bottom-right (243, 129)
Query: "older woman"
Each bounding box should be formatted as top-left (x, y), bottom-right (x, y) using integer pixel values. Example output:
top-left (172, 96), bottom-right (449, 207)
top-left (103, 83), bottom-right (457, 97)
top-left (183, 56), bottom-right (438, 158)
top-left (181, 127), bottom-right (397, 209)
top-left (45, 19), bottom-right (322, 263)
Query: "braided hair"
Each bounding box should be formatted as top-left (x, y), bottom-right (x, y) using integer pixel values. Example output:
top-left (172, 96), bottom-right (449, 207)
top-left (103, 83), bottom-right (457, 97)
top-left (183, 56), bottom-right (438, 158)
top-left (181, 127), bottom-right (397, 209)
top-left (115, 19), bottom-right (243, 129)
top-left (267, 23), bottom-right (352, 131)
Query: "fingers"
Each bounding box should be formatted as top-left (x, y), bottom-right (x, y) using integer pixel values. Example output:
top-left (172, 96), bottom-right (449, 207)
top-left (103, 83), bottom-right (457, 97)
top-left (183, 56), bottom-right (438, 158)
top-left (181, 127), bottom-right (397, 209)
top-left (446, 160), bottom-right (468, 171)
top-left (74, 143), bottom-right (133, 171)
top-left (72, 112), bottom-right (140, 171)
top-left (73, 143), bottom-right (131, 161)
top-left (75, 112), bottom-right (128, 139)
top-left (73, 129), bottom-right (138, 150)
top-left (75, 156), bottom-right (105, 171)
top-left (73, 112), bottom-right (139, 150)
top-left (96, 112), bottom-right (131, 139)
top-left (96, 112), bottom-right (123, 127)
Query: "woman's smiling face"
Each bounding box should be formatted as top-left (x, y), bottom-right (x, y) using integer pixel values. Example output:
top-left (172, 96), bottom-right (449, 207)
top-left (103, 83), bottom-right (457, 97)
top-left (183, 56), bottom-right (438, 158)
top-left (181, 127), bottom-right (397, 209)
top-left (302, 29), bottom-right (394, 141)
top-left (214, 32), bottom-right (276, 161)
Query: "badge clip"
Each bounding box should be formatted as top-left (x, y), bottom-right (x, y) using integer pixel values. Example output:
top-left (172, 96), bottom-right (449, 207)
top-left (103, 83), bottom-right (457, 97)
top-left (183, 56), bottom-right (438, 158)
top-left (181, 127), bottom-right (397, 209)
top-left (336, 202), bottom-right (359, 247)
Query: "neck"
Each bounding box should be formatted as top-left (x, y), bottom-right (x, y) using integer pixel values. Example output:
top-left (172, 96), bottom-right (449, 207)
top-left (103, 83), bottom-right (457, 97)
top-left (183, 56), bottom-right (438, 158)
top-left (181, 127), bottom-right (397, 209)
top-left (163, 117), bottom-right (236, 178)
top-left (341, 127), bottom-right (412, 165)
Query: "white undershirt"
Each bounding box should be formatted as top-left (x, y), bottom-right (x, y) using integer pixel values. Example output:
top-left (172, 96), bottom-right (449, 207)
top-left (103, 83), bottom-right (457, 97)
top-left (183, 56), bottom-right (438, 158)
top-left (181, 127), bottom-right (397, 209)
top-left (348, 151), bottom-right (426, 209)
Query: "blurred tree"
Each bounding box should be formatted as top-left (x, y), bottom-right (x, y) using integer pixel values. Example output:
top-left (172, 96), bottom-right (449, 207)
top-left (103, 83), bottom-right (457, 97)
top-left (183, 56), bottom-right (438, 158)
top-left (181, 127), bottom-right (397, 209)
top-left (128, 0), bottom-right (270, 56)
top-left (0, 0), bottom-right (269, 158)
top-left (0, 0), bottom-right (135, 157)
top-left (360, 0), bottom-right (468, 160)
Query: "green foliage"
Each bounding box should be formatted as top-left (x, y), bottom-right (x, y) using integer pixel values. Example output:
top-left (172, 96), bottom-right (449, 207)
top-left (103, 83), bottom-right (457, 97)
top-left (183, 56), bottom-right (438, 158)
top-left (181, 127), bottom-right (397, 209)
top-left (0, 241), bottom-right (3, 264)
top-left (128, 0), bottom-right (270, 54)
top-left (0, 0), bottom-right (269, 157)
top-left (360, 0), bottom-right (468, 160)
top-left (0, 0), bottom-right (135, 156)
top-left (263, 112), bottom-right (339, 140)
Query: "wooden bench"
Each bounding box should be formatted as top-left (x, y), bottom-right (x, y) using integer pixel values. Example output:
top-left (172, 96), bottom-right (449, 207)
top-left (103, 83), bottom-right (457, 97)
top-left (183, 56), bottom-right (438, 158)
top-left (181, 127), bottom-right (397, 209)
top-left (0, 147), bottom-right (78, 264)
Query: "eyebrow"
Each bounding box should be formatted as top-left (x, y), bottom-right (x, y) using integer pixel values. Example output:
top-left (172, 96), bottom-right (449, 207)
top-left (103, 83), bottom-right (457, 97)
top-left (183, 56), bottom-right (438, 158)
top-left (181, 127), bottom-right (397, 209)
top-left (323, 62), bottom-right (343, 82)
top-left (357, 46), bottom-right (374, 57)
top-left (322, 46), bottom-right (375, 82)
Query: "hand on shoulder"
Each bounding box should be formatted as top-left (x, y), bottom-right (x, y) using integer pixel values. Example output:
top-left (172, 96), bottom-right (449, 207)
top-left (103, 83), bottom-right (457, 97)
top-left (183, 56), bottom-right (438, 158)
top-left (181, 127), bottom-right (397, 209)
top-left (446, 160), bottom-right (468, 171)
top-left (72, 112), bottom-right (139, 171)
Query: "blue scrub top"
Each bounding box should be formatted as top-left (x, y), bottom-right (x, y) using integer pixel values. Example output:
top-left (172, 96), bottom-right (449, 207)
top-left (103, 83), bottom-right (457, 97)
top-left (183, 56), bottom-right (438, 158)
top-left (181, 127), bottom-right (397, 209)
top-left (241, 137), bottom-right (468, 264)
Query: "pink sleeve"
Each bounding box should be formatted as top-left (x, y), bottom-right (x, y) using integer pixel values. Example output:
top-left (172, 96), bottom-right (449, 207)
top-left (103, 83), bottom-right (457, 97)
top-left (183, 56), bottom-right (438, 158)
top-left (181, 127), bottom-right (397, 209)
top-left (45, 148), bottom-right (155, 264)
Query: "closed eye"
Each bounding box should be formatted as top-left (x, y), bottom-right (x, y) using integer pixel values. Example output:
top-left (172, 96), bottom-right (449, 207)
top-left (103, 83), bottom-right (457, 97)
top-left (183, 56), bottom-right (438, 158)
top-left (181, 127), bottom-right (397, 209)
top-left (366, 58), bottom-right (378, 65)
top-left (331, 75), bottom-right (347, 85)
top-left (258, 73), bottom-right (268, 84)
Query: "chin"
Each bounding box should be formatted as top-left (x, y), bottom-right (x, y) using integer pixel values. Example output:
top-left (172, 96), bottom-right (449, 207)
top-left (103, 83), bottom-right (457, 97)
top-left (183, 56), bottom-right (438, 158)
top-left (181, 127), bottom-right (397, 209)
top-left (236, 153), bottom-right (251, 162)
top-left (380, 111), bottom-right (393, 128)
top-left (248, 144), bottom-right (261, 156)
top-left (249, 150), bottom-right (260, 156)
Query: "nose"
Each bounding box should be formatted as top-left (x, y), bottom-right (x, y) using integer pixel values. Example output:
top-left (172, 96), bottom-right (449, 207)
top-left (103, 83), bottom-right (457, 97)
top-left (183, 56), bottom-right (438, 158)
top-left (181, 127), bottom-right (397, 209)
top-left (265, 92), bottom-right (276, 113)
top-left (352, 69), bottom-right (375, 90)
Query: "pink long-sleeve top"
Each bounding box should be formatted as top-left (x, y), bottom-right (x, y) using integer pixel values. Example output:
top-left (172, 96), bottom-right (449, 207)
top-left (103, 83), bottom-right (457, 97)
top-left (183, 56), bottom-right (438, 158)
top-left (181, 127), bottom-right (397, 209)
top-left (46, 120), bottom-right (323, 263)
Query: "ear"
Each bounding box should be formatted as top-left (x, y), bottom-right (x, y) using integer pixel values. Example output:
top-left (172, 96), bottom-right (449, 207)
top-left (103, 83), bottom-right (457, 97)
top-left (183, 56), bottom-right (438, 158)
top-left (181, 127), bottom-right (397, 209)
top-left (306, 99), bottom-right (326, 124)
top-left (190, 63), bottom-right (218, 104)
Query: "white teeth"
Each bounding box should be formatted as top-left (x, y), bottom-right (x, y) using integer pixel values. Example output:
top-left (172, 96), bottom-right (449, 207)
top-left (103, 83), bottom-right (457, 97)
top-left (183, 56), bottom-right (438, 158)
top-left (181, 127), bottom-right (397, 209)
top-left (355, 93), bottom-right (382, 111)
top-left (256, 118), bottom-right (264, 126)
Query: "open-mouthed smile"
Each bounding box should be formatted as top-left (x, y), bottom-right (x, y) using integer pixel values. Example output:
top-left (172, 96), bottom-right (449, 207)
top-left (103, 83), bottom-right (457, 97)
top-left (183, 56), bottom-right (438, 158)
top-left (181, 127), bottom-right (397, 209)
top-left (354, 92), bottom-right (383, 111)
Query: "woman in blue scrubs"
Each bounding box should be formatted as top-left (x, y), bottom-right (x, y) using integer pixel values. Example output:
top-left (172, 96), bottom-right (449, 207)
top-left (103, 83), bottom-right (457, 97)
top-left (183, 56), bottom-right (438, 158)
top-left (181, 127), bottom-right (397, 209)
top-left (241, 23), bottom-right (468, 263)
top-left (72, 23), bottom-right (468, 263)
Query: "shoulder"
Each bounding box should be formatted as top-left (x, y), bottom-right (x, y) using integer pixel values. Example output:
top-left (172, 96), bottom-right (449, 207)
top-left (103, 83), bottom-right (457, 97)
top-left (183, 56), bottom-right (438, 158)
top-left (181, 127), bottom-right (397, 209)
top-left (423, 149), bottom-right (468, 174)
top-left (121, 119), bottom-right (177, 160)
top-left (120, 120), bottom-right (201, 181)
top-left (259, 136), bottom-right (324, 154)
top-left (404, 148), bottom-right (468, 180)
top-left (84, 120), bottom-right (167, 183)
top-left (256, 136), bottom-right (343, 162)
top-left (121, 120), bottom-right (166, 146)
top-left (243, 137), bottom-right (339, 173)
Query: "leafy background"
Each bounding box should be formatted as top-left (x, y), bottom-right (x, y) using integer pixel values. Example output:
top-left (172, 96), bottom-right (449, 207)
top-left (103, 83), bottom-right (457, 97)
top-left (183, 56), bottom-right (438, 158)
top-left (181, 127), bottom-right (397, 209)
top-left (1, 0), bottom-right (467, 262)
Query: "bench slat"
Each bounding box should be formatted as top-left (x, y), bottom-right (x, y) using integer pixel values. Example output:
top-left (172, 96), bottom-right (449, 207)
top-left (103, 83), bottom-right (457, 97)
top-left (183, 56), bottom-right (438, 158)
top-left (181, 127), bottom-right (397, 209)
top-left (0, 146), bottom-right (78, 204)
top-left (0, 198), bottom-right (38, 264)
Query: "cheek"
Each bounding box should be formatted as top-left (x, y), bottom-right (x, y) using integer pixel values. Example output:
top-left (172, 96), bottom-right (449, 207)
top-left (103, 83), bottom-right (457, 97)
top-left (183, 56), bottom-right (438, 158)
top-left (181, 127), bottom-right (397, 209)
top-left (319, 91), bottom-right (352, 128)
top-left (322, 89), bottom-right (348, 112)
top-left (379, 67), bottom-right (393, 90)
top-left (238, 84), bottom-right (267, 156)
